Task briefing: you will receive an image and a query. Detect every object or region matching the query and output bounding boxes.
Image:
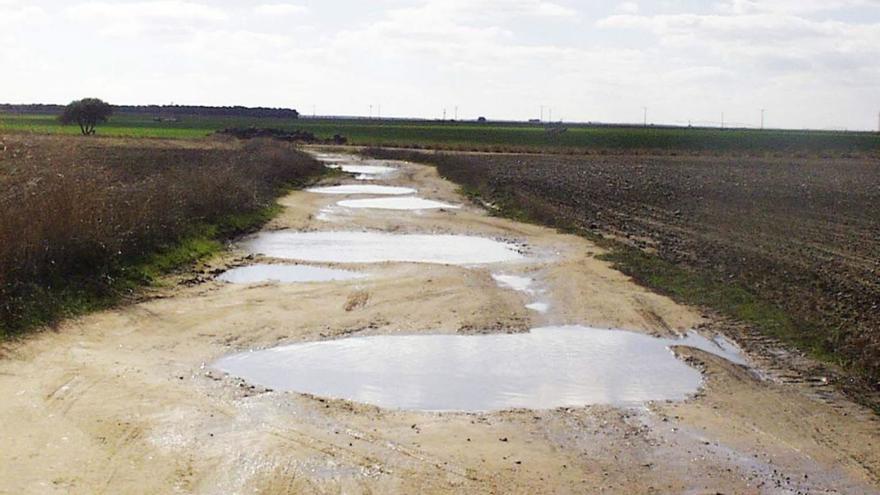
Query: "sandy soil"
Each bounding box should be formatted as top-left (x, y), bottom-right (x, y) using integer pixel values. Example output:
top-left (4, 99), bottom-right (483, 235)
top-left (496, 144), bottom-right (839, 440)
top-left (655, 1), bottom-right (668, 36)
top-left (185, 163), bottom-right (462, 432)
top-left (0, 152), bottom-right (877, 494)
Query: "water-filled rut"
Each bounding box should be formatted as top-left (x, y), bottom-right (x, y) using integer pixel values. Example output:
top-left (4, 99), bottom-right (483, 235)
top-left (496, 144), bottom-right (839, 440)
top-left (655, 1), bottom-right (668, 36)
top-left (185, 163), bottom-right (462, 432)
top-left (243, 231), bottom-right (525, 265)
top-left (214, 326), bottom-right (744, 412)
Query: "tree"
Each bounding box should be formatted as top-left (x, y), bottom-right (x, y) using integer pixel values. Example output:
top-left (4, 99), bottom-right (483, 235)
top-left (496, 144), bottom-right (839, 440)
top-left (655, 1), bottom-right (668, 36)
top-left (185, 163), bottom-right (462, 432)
top-left (59, 98), bottom-right (113, 135)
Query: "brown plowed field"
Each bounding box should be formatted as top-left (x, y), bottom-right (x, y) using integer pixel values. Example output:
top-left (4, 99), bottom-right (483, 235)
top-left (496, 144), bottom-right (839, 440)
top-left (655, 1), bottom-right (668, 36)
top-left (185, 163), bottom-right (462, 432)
top-left (372, 150), bottom-right (880, 386)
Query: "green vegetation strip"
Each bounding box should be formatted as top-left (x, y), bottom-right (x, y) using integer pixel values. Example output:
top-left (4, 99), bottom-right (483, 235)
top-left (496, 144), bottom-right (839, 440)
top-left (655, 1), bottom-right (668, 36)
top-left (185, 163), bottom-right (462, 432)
top-left (597, 246), bottom-right (830, 356)
top-left (3, 113), bottom-right (879, 153)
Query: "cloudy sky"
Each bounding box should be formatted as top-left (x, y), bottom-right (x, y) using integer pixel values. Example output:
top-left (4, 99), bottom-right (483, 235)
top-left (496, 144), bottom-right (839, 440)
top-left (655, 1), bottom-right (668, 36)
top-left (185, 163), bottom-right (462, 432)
top-left (2, 0), bottom-right (879, 130)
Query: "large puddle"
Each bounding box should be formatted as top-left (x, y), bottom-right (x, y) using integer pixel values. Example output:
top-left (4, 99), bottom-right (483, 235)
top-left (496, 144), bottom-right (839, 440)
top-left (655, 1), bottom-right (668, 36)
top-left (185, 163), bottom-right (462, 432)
top-left (307, 185), bottom-right (417, 196)
top-left (217, 264), bottom-right (365, 284)
top-left (337, 197), bottom-right (460, 211)
top-left (214, 326), bottom-right (745, 412)
top-left (243, 231), bottom-right (524, 265)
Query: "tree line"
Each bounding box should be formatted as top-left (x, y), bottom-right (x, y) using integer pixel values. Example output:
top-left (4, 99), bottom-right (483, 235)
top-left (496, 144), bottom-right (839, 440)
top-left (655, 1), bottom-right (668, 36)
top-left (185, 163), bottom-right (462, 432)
top-left (0, 103), bottom-right (299, 119)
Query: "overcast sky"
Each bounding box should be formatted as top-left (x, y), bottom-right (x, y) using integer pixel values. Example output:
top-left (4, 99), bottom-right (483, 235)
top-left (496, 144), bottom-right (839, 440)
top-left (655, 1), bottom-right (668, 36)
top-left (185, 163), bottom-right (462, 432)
top-left (2, 0), bottom-right (879, 130)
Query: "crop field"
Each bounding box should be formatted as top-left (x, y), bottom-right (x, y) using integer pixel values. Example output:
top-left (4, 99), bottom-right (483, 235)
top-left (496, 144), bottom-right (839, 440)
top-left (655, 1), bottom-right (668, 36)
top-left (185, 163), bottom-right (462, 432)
top-left (3, 112), bottom-right (880, 153)
top-left (366, 148), bottom-right (880, 390)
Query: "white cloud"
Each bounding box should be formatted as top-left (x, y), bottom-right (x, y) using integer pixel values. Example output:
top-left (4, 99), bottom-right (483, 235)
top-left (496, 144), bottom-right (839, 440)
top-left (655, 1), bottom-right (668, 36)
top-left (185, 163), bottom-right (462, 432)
top-left (254, 3), bottom-right (308, 16)
top-left (715, 0), bottom-right (872, 14)
top-left (2, 0), bottom-right (879, 129)
top-left (67, 1), bottom-right (229, 36)
top-left (0, 2), bottom-right (44, 27)
top-left (616, 2), bottom-right (640, 14)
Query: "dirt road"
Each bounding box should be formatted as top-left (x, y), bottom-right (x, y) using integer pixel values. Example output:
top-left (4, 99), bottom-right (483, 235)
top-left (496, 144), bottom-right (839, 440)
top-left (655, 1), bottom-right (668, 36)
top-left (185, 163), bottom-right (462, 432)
top-left (1, 152), bottom-right (878, 494)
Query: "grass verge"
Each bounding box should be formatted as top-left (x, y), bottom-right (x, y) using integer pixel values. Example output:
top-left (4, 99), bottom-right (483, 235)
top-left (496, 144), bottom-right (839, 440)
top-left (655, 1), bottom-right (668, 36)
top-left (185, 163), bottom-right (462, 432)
top-left (2, 195), bottom-right (299, 341)
top-left (1, 134), bottom-right (324, 339)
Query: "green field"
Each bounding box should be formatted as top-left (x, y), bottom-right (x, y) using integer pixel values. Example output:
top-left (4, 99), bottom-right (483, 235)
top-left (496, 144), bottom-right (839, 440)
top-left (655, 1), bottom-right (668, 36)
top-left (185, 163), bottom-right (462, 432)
top-left (2, 113), bottom-right (879, 153)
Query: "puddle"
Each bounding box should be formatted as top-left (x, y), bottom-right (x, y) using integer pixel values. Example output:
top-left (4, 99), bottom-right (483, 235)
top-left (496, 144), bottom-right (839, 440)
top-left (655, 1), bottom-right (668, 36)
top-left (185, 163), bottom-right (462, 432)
top-left (526, 302), bottom-right (551, 314)
top-left (307, 185), bottom-right (417, 196)
top-left (492, 274), bottom-right (536, 294)
top-left (675, 331), bottom-right (747, 366)
top-left (337, 197), bottom-right (460, 211)
top-left (493, 273), bottom-right (549, 313)
top-left (313, 153), bottom-right (353, 163)
top-left (213, 326), bottom-right (746, 412)
top-left (326, 163), bottom-right (396, 180)
top-left (316, 157), bottom-right (352, 164)
top-left (217, 264), bottom-right (365, 284)
top-left (243, 231), bottom-right (524, 265)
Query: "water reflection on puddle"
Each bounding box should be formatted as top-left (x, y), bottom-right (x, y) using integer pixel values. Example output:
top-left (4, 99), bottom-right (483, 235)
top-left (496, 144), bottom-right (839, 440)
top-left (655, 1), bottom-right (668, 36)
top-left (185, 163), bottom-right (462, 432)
top-left (214, 326), bottom-right (745, 412)
top-left (492, 273), bottom-right (550, 313)
top-left (312, 153), bottom-right (352, 163)
top-left (337, 197), bottom-right (460, 211)
top-left (307, 185), bottom-right (417, 196)
top-left (217, 264), bottom-right (365, 284)
top-left (326, 163), bottom-right (396, 180)
top-left (492, 274), bottom-right (537, 294)
top-left (243, 231), bottom-right (524, 265)
top-left (526, 302), bottom-right (551, 313)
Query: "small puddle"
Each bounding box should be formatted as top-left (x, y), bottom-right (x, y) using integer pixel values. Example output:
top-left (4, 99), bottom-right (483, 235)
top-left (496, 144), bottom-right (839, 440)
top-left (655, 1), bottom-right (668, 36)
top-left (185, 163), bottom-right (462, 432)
top-left (326, 163), bottom-right (396, 180)
top-left (337, 197), bottom-right (460, 211)
top-left (307, 185), bottom-right (417, 196)
top-left (217, 264), bottom-right (365, 284)
top-left (492, 274), bottom-right (537, 294)
top-left (313, 153), bottom-right (353, 163)
top-left (213, 326), bottom-right (746, 412)
top-left (493, 273), bottom-right (550, 313)
top-left (526, 302), bottom-right (551, 314)
top-left (243, 231), bottom-right (524, 265)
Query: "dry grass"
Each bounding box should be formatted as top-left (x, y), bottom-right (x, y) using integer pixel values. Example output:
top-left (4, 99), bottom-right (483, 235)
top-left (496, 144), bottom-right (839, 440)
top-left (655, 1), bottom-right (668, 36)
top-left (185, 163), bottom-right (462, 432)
top-left (0, 134), bottom-right (324, 335)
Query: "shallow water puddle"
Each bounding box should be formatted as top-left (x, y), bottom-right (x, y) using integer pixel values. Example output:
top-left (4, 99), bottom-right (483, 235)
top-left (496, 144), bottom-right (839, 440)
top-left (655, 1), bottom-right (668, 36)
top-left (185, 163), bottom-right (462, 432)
top-left (326, 163), bottom-right (396, 180)
top-left (307, 185), bottom-right (417, 196)
top-left (526, 302), bottom-right (551, 314)
top-left (492, 273), bottom-right (551, 313)
top-left (213, 326), bottom-right (746, 412)
top-left (312, 153), bottom-right (356, 163)
top-left (217, 264), bottom-right (365, 284)
top-left (337, 197), bottom-right (460, 211)
top-left (243, 231), bottom-right (524, 265)
top-left (492, 274), bottom-right (537, 294)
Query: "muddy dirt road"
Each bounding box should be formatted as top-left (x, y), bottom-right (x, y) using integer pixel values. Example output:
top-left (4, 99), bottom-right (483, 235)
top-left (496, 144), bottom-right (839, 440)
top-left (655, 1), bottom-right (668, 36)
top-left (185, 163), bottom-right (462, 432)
top-left (1, 152), bottom-right (878, 494)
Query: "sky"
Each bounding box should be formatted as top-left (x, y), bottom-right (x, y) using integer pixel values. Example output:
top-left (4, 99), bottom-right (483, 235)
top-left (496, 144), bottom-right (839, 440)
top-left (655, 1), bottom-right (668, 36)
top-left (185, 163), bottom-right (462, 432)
top-left (2, 0), bottom-right (879, 130)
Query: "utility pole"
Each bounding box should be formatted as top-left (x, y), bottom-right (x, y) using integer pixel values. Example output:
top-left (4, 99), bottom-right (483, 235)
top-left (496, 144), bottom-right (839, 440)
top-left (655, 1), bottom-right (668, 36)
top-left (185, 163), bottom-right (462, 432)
top-left (369, 104), bottom-right (373, 119)
top-left (312, 105), bottom-right (316, 118)
top-left (443, 108), bottom-right (447, 121)
top-left (643, 107), bottom-right (648, 127)
top-left (760, 109), bottom-right (766, 130)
